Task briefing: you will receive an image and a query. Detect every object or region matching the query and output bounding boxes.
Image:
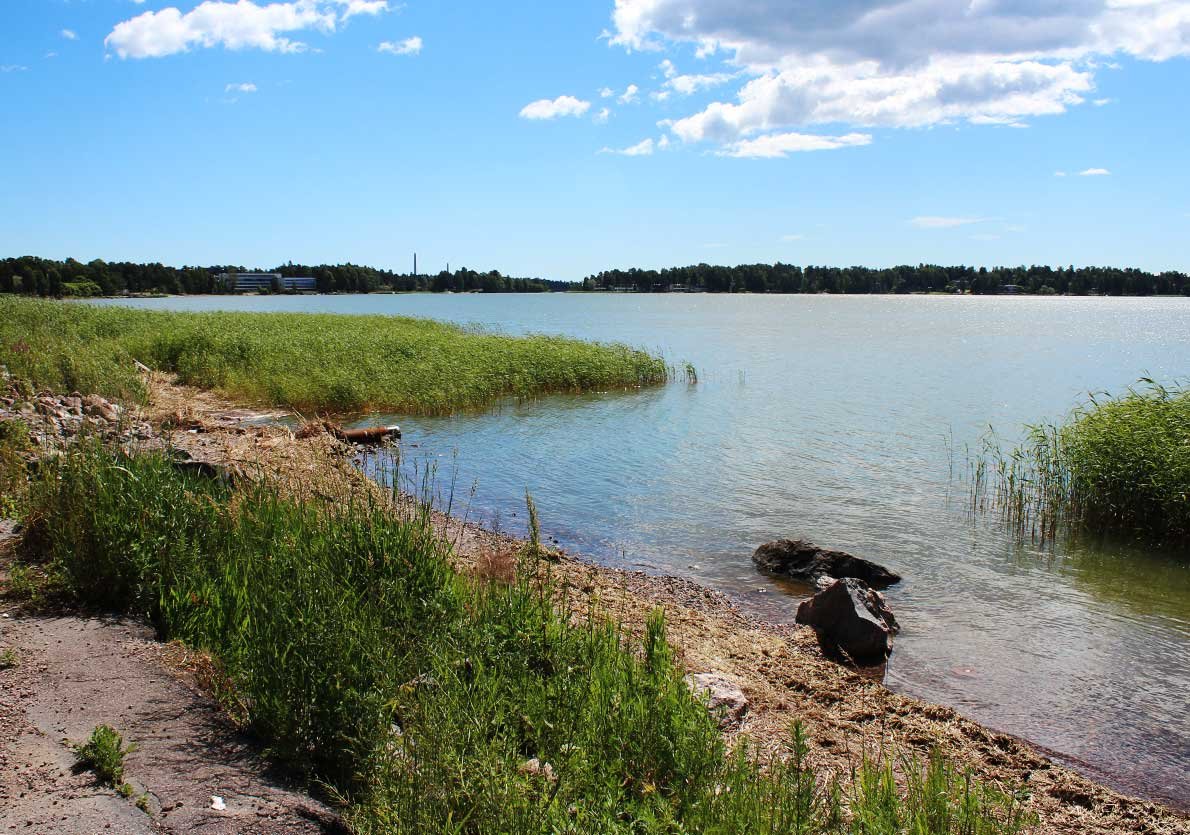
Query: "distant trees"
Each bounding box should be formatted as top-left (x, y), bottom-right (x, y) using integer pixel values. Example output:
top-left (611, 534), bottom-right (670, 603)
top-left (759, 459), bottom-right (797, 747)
top-left (0, 258), bottom-right (570, 297)
top-left (3, 256), bottom-right (1186, 298)
top-left (582, 262), bottom-right (1190, 296)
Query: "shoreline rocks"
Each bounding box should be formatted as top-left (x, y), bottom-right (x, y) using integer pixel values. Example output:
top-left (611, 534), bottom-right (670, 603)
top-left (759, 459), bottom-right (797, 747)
top-left (795, 578), bottom-right (899, 664)
top-left (752, 539), bottom-right (900, 589)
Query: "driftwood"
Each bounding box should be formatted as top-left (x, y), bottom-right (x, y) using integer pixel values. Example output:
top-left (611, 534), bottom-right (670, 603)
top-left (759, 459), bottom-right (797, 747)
top-left (296, 420), bottom-right (401, 445)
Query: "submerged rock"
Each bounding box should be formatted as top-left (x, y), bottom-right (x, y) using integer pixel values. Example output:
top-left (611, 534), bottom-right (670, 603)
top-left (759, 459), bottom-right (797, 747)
top-left (684, 672), bottom-right (749, 728)
top-left (795, 578), bottom-right (899, 664)
top-left (752, 539), bottom-right (900, 589)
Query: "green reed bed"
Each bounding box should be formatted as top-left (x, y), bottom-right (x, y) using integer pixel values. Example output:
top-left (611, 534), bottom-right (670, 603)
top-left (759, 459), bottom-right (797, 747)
top-left (0, 297), bottom-right (668, 414)
top-left (969, 380), bottom-right (1190, 545)
top-left (11, 445), bottom-right (1034, 834)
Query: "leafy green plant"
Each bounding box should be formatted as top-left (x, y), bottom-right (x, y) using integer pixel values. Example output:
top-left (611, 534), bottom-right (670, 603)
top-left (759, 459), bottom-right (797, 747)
top-left (72, 724), bottom-right (135, 788)
top-left (0, 648), bottom-right (18, 669)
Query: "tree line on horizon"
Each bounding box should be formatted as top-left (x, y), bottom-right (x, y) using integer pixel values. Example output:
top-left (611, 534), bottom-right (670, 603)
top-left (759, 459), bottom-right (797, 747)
top-left (2, 255), bottom-right (1187, 298)
top-left (0, 257), bottom-right (567, 297)
top-left (581, 263), bottom-right (1190, 296)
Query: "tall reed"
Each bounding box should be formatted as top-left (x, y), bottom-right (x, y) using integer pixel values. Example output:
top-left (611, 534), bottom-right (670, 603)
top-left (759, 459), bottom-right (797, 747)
top-left (967, 380), bottom-right (1190, 545)
top-left (0, 297), bottom-right (669, 414)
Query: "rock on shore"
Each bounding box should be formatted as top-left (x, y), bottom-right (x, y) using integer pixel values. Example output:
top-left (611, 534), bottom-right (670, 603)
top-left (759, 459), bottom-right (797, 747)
top-left (795, 578), bottom-right (899, 663)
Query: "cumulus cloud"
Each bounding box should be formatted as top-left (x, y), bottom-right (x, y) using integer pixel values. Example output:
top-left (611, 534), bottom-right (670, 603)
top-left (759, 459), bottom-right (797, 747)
top-left (618, 83), bottom-right (640, 103)
top-left (594, 107), bottom-right (611, 123)
top-left (910, 216), bottom-right (986, 229)
top-left (1079, 167), bottom-right (1111, 176)
top-left (225, 81), bottom-right (257, 93)
top-left (610, 0), bottom-right (1190, 154)
top-left (718, 130), bottom-right (871, 157)
top-left (106, 0), bottom-right (390, 59)
top-left (519, 95), bottom-right (591, 120)
top-left (61, 29), bottom-right (78, 40)
top-left (599, 86), bottom-right (614, 98)
top-left (378, 36), bottom-right (421, 55)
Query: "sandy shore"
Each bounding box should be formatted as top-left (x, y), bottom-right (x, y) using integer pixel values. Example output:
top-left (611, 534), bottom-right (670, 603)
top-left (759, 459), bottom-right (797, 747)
top-left (3, 375), bottom-right (1188, 835)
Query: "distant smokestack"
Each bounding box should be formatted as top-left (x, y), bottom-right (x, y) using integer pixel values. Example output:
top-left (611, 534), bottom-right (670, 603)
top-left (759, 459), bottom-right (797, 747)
top-left (413, 253), bottom-right (417, 277)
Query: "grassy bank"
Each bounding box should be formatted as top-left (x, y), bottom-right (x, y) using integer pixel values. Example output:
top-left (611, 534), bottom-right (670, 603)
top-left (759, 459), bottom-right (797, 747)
top-left (970, 380), bottom-right (1190, 545)
top-left (7, 444), bottom-right (1035, 834)
top-left (0, 297), bottom-right (668, 414)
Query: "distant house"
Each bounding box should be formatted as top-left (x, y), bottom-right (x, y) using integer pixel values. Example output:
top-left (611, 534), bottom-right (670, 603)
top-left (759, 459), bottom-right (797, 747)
top-left (1000, 284), bottom-right (1021, 294)
top-left (217, 272), bottom-right (317, 292)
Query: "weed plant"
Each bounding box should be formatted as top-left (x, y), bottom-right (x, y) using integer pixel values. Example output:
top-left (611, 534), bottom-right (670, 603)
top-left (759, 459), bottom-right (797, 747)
top-left (72, 724), bottom-right (134, 788)
top-left (0, 297), bottom-right (668, 414)
top-left (23, 445), bottom-right (1035, 833)
top-left (968, 380), bottom-right (1190, 545)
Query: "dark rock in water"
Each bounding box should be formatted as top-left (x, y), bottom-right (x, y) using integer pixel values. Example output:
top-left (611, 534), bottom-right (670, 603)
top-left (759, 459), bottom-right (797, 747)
top-left (795, 578), bottom-right (899, 664)
top-left (752, 539), bottom-right (900, 589)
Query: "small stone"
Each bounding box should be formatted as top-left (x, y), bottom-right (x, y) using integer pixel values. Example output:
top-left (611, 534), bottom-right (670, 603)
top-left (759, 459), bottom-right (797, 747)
top-left (685, 672), bottom-right (749, 728)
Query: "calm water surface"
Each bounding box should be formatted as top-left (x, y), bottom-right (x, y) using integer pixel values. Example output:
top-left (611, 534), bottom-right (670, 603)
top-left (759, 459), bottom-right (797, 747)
top-left (93, 294), bottom-right (1190, 808)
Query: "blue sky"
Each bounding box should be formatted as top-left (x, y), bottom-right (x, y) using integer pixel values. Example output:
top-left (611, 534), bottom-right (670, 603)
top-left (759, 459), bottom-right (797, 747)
top-left (2, 0), bottom-right (1189, 280)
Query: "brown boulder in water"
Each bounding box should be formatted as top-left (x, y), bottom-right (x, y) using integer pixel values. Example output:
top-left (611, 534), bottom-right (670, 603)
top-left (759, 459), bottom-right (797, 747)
top-left (752, 539), bottom-right (900, 589)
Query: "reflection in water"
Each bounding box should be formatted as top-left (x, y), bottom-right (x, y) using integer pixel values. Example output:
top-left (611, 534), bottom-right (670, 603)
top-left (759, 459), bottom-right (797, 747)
top-left (91, 293), bottom-right (1190, 809)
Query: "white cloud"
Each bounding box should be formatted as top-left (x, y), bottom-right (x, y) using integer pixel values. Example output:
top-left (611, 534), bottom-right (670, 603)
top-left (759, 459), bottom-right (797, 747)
top-left (658, 60), bottom-right (735, 95)
top-left (225, 81), bottom-right (257, 93)
top-left (1, 64), bottom-right (28, 73)
top-left (1093, 97), bottom-right (1113, 106)
top-left (601, 137), bottom-right (656, 156)
top-left (598, 86), bottom-right (614, 98)
top-left (650, 90), bottom-right (670, 101)
top-left (910, 216), bottom-right (986, 229)
top-left (781, 233), bottom-right (805, 241)
top-left (378, 36), bottom-right (421, 55)
top-left (1054, 171), bottom-right (1068, 177)
top-left (106, 0), bottom-right (389, 59)
top-left (609, 0), bottom-right (1190, 153)
top-left (594, 107), bottom-right (611, 123)
top-left (519, 95), bottom-right (591, 120)
top-left (45, 51), bottom-right (58, 59)
top-left (618, 83), bottom-right (640, 104)
top-left (718, 131), bottom-right (871, 158)
top-left (1079, 167), bottom-right (1111, 176)
top-left (61, 29), bottom-right (78, 40)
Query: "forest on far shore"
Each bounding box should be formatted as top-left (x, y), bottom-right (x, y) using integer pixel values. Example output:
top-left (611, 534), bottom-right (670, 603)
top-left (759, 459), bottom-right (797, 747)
top-left (2, 255), bottom-right (1187, 297)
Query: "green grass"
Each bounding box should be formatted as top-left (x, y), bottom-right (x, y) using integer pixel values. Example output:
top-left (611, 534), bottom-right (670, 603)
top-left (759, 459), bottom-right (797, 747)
top-left (969, 380), bottom-right (1190, 545)
top-left (0, 296), bottom-right (668, 415)
top-left (72, 724), bottom-right (134, 788)
top-left (17, 445), bottom-right (1035, 833)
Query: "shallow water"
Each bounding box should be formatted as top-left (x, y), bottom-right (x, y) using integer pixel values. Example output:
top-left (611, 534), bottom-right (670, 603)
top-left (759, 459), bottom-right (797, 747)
top-left (91, 293), bottom-right (1190, 808)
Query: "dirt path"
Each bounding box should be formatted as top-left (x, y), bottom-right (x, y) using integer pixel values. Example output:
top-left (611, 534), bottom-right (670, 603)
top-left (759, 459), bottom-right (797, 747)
top-left (0, 525), bottom-right (345, 835)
